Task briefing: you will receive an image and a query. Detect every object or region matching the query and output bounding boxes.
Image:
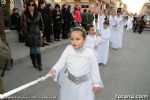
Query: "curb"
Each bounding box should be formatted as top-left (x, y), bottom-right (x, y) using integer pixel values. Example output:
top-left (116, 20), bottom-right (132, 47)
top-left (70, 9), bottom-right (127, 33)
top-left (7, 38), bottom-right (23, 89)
top-left (13, 39), bottom-right (69, 65)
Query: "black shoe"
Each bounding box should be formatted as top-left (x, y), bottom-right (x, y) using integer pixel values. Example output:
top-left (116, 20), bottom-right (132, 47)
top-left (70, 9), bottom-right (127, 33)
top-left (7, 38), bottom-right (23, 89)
top-left (38, 65), bottom-right (42, 71)
top-left (43, 43), bottom-right (50, 46)
top-left (47, 40), bottom-right (54, 43)
top-left (36, 54), bottom-right (42, 71)
top-left (30, 54), bottom-right (37, 68)
top-left (41, 44), bottom-right (45, 47)
top-left (98, 63), bottom-right (103, 66)
top-left (48, 40), bottom-right (53, 43)
top-left (32, 63), bottom-right (37, 68)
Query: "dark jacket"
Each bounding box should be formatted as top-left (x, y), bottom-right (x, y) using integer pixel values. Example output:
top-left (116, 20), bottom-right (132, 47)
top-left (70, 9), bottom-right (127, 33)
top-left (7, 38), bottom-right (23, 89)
top-left (38, 8), bottom-right (49, 30)
top-left (10, 13), bottom-right (21, 30)
top-left (53, 9), bottom-right (62, 24)
top-left (66, 9), bottom-right (73, 24)
top-left (88, 12), bottom-right (94, 24)
top-left (22, 11), bottom-right (44, 47)
top-left (52, 9), bottom-right (62, 30)
top-left (62, 8), bottom-right (68, 23)
top-left (81, 12), bottom-right (89, 25)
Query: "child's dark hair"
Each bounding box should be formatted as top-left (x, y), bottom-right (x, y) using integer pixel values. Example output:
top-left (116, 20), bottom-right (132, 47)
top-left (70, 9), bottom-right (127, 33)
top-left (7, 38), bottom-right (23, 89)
top-left (87, 24), bottom-right (94, 31)
top-left (103, 20), bottom-right (109, 26)
top-left (13, 8), bottom-right (18, 12)
top-left (70, 27), bottom-right (87, 39)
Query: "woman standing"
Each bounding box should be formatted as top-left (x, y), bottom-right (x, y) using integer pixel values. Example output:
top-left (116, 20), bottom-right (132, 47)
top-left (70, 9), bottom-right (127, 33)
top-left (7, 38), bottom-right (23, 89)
top-left (73, 5), bottom-right (82, 27)
top-left (38, 0), bottom-right (50, 46)
top-left (22, 0), bottom-right (44, 71)
top-left (45, 3), bottom-right (53, 43)
top-left (66, 5), bottom-right (74, 34)
top-left (53, 4), bottom-right (62, 41)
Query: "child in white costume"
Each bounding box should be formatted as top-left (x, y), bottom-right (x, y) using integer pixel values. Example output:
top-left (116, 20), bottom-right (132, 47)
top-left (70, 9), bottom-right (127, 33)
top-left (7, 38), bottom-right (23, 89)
top-left (85, 24), bottom-right (104, 60)
top-left (47, 27), bottom-right (104, 100)
top-left (98, 21), bottom-right (110, 65)
top-left (109, 10), bottom-right (116, 43)
top-left (111, 9), bottom-right (125, 49)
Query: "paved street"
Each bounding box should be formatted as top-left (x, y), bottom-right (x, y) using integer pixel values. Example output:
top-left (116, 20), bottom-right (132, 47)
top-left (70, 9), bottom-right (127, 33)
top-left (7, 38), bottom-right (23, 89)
top-left (3, 30), bottom-right (150, 100)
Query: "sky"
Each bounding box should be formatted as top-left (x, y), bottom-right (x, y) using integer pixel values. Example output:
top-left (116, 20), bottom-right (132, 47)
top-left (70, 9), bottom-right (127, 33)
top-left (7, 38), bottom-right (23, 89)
top-left (122, 0), bottom-right (146, 13)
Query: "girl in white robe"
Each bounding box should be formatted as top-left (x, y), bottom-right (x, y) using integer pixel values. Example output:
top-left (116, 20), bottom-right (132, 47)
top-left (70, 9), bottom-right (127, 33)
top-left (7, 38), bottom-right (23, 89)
top-left (111, 15), bottom-right (124, 49)
top-left (109, 15), bottom-right (116, 43)
top-left (85, 24), bottom-right (104, 60)
top-left (98, 21), bottom-right (110, 65)
top-left (97, 14), bottom-right (105, 32)
top-left (47, 27), bottom-right (104, 100)
top-left (126, 16), bottom-right (133, 31)
top-left (96, 10), bottom-right (105, 32)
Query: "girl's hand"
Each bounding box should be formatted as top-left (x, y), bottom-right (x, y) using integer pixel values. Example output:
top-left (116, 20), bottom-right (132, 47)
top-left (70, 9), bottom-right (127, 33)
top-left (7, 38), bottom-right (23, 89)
top-left (96, 32), bottom-right (101, 36)
top-left (47, 69), bottom-right (56, 79)
top-left (92, 87), bottom-right (101, 94)
top-left (94, 32), bottom-right (97, 35)
top-left (94, 45), bottom-right (98, 49)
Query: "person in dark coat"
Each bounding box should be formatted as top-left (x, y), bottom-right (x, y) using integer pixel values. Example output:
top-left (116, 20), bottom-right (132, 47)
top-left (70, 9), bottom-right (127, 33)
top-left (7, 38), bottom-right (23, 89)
top-left (10, 8), bottom-right (22, 42)
top-left (66, 5), bottom-right (74, 34)
top-left (38, 0), bottom-right (50, 46)
top-left (81, 9), bottom-right (89, 30)
top-left (88, 10), bottom-right (94, 25)
top-left (136, 16), bottom-right (146, 34)
top-left (53, 4), bottom-right (62, 41)
top-left (22, 0), bottom-right (44, 71)
top-left (61, 4), bottom-right (68, 39)
top-left (132, 15), bottom-right (138, 32)
top-left (45, 3), bottom-right (53, 43)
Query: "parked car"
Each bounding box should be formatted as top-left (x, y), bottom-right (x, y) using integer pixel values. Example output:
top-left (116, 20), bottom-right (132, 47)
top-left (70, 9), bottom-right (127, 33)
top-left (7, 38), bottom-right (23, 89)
top-left (144, 16), bottom-right (150, 28)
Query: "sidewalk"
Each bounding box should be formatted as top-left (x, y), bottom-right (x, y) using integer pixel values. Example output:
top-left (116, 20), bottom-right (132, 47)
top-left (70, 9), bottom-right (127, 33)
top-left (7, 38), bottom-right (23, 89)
top-left (5, 30), bottom-right (69, 65)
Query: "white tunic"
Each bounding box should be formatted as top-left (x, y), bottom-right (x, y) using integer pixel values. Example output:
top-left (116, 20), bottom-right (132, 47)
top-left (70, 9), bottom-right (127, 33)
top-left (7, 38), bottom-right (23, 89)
top-left (98, 27), bottom-right (110, 64)
top-left (126, 16), bottom-right (133, 31)
top-left (109, 15), bottom-right (116, 43)
top-left (85, 34), bottom-right (104, 56)
top-left (52, 45), bottom-right (104, 100)
top-left (97, 15), bottom-right (105, 32)
top-left (111, 15), bottom-right (124, 49)
top-left (93, 19), bottom-right (97, 31)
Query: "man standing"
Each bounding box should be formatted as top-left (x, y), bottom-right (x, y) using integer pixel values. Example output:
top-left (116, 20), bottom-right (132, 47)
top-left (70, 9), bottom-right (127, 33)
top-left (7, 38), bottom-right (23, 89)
top-left (136, 16), bottom-right (145, 34)
top-left (111, 8), bottom-right (125, 49)
top-left (81, 9), bottom-right (89, 30)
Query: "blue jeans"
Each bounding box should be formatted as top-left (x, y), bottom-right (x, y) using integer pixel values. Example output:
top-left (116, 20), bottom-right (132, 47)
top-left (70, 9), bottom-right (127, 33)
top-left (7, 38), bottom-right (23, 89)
top-left (30, 47), bottom-right (40, 54)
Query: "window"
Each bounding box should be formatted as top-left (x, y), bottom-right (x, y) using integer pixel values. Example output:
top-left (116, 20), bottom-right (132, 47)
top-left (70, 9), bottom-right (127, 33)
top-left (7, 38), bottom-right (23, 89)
top-left (81, 5), bottom-right (89, 8)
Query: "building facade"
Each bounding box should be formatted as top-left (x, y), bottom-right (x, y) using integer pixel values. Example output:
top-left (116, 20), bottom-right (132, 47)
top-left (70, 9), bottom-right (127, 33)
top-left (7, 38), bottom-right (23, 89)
top-left (140, 2), bottom-right (150, 16)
